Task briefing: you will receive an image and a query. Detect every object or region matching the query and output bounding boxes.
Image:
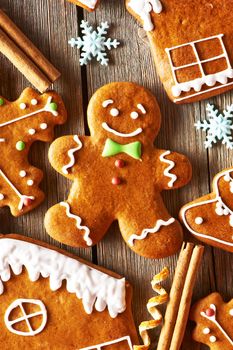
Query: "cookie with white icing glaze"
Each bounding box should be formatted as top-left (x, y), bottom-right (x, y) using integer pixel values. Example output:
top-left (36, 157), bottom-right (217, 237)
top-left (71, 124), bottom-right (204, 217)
top-left (126, 0), bottom-right (233, 104)
top-left (180, 168), bottom-right (233, 253)
top-left (67, 0), bottom-right (99, 11)
top-left (44, 82), bottom-right (192, 259)
top-left (0, 234), bottom-right (138, 349)
top-left (190, 293), bottom-right (233, 350)
top-left (0, 88), bottom-right (66, 216)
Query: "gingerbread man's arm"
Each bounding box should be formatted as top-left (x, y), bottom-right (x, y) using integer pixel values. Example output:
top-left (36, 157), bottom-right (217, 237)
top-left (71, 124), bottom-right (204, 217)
top-left (48, 135), bottom-right (89, 179)
top-left (154, 149), bottom-right (192, 190)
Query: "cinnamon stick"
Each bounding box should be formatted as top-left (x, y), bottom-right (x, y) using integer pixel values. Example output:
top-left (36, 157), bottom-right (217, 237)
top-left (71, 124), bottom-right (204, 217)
top-left (0, 10), bottom-right (60, 92)
top-left (157, 243), bottom-right (204, 350)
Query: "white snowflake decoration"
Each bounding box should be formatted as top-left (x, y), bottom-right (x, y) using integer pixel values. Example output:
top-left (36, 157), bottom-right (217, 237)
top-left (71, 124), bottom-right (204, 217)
top-left (68, 20), bottom-right (120, 66)
top-left (195, 103), bottom-right (233, 149)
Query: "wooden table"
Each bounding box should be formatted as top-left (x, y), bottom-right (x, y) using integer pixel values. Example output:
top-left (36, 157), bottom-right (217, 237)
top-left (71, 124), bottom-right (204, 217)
top-left (1, 1), bottom-right (232, 349)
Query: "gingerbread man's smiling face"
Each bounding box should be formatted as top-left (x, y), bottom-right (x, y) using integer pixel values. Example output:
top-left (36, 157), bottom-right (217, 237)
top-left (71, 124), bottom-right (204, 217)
top-left (87, 82), bottom-right (161, 144)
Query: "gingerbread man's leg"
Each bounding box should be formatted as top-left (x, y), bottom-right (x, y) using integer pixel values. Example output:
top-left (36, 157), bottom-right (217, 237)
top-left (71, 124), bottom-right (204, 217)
top-left (44, 184), bottom-right (113, 248)
top-left (118, 194), bottom-right (183, 259)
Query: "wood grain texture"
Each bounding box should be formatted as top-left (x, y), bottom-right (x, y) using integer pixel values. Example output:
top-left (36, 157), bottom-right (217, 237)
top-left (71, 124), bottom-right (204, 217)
top-left (0, 0), bottom-right (232, 349)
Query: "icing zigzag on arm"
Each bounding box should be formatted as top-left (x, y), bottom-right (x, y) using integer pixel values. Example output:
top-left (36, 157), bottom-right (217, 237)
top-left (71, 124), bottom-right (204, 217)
top-left (62, 135), bottom-right (83, 174)
top-left (159, 151), bottom-right (177, 188)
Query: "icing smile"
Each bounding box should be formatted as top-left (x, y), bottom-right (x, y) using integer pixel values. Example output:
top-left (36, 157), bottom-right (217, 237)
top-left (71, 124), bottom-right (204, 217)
top-left (102, 122), bottom-right (143, 138)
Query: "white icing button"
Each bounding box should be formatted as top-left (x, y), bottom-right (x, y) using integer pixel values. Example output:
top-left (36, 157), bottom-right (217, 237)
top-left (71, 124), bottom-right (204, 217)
top-left (0, 193), bottom-right (4, 200)
top-left (131, 111), bottom-right (139, 119)
top-left (28, 129), bottom-right (36, 135)
top-left (40, 123), bottom-right (48, 130)
top-left (209, 335), bottom-right (217, 343)
top-left (27, 180), bottom-right (34, 186)
top-left (19, 170), bottom-right (26, 178)
top-left (195, 217), bottom-right (203, 225)
top-left (203, 327), bottom-right (210, 334)
top-left (110, 108), bottom-right (119, 117)
top-left (229, 309), bottom-right (233, 316)
top-left (31, 99), bottom-right (38, 105)
top-left (20, 103), bottom-right (26, 110)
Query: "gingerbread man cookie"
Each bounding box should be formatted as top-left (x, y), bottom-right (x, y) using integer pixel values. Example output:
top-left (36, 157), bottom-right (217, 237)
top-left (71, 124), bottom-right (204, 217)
top-left (180, 168), bottom-right (233, 253)
top-left (190, 293), bottom-right (233, 350)
top-left (0, 234), bottom-right (138, 349)
top-left (67, 0), bottom-right (99, 11)
top-left (126, 0), bottom-right (233, 104)
top-left (44, 82), bottom-right (192, 259)
top-left (0, 88), bottom-right (66, 216)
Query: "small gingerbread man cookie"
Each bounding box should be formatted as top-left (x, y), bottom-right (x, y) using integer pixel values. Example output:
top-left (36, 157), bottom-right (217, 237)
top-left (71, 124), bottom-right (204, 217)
top-left (67, 0), bottom-right (99, 11)
top-left (0, 88), bottom-right (67, 216)
top-left (190, 293), bottom-right (233, 350)
top-left (44, 82), bottom-right (192, 259)
top-left (180, 168), bottom-right (233, 253)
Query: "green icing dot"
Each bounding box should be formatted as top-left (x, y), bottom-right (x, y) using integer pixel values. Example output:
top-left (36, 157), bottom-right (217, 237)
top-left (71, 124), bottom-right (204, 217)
top-left (49, 102), bottom-right (58, 111)
top-left (0, 98), bottom-right (4, 106)
top-left (16, 141), bottom-right (26, 151)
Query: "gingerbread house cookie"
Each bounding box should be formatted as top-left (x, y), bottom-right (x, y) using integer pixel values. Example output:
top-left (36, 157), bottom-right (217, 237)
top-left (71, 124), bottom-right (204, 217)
top-left (180, 168), bottom-right (233, 253)
top-left (44, 82), bottom-right (192, 259)
top-left (0, 88), bottom-right (66, 216)
top-left (67, 0), bottom-right (99, 11)
top-left (126, 0), bottom-right (233, 104)
top-left (190, 293), bottom-right (233, 349)
top-left (0, 234), bottom-right (138, 349)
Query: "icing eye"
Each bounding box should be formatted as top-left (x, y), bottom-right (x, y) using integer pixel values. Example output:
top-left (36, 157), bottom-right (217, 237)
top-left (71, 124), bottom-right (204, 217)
top-left (110, 108), bottom-right (120, 117)
top-left (130, 111), bottom-right (139, 119)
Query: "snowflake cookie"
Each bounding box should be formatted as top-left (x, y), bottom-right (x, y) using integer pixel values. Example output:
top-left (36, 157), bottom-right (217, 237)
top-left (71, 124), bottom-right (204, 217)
top-left (0, 88), bottom-right (67, 216)
top-left (69, 20), bottom-right (120, 66)
top-left (0, 234), bottom-right (138, 349)
top-left (190, 293), bottom-right (233, 350)
top-left (180, 168), bottom-right (233, 253)
top-left (45, 82), bottom-right (192, 259)
top-left (195, 103), bottom-right (233, 149)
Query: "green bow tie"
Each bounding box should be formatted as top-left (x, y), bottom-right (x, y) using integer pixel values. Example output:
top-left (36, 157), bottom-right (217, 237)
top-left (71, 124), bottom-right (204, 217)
top-left (102, 138), bottom-right (142, 160)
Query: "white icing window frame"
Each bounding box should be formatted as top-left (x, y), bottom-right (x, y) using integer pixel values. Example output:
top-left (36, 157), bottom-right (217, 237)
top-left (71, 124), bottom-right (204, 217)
top-left (165, 34), bottom-right (233, 102)
top-left (79, 335), bottom-right (133, 350)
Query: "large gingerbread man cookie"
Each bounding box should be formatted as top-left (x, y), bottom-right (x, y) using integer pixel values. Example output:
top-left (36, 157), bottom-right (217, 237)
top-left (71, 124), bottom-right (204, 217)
top-left (44, 82), bottom-right (192, 259)
top-left (0, 88), bottom-right (66, 216)
top-left (180, 168), bottom-right (233, 253)
top-left (190, 293), bottom-right (233, 349)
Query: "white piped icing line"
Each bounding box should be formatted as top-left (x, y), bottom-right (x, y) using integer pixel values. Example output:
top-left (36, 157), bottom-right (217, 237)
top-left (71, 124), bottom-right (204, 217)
top-left (0, 168), bottom-right (34, 210)
top-left (165, 34), bottom-right (233, 101)
top-left (60, 201), bottom-right (93, 247)
top-left (80, 336), bottom-right (133, 350)
top-left (4, 299), bottom-right (47, 337)
top-left (128, 0), bottom-right (163, 31)
top-left (62, 135), bottom-right (83, 175)
top-left (137, 103), bottom-right (146, 114)
top-left (0, 238), bottom-right (126, 318)
top-left (102, 99), bottom-right (113, 108)
top-left (159, 151), bottom-right (177, 188)
top-left (77, 0), bottom-right (98, 10)
top-left (201, 304), bottom-right (233, 346)
top-left (0, 96), bottom-right (58, 128)
top-left (102, 122), bottom-right (143, 138)
top-left (181, 169), bottom-right (233, 248)
top-left (128, 217), bottom-right (175, 246)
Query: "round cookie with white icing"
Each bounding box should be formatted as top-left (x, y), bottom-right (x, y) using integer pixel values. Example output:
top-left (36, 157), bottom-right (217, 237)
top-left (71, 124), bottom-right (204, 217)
top-left (67, 0), bottom-right (99, 11)
top-left (190, 293), bottom-right (233, 350)
top-left (180, 168), bottom-right (233, 253)
top-left (0, 234), bottom-right (138, 349)
top-left (0, 88), bottom-right (67, 216)
top-left (45, 82), bottom-right (192, 259)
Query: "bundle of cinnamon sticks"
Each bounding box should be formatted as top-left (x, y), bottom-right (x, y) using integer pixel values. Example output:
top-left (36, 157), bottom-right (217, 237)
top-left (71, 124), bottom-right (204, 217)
top-left (0, 10), bottom-right (60, 92)
top-left (157, 242), bottom-right (204, 350)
